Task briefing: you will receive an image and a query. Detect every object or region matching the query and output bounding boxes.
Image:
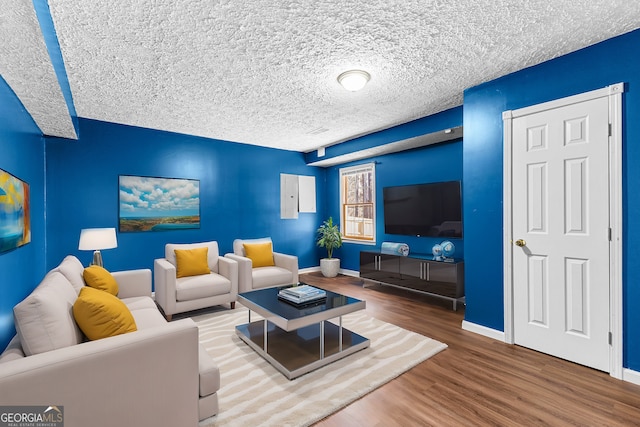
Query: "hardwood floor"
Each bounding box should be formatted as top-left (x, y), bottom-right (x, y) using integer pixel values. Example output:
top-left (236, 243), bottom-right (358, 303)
top-left (299, 272), bottom-right (640, 427)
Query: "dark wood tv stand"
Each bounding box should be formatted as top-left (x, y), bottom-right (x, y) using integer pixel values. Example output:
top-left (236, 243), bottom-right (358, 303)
top-left (359, 251), bottom-right (465, 310)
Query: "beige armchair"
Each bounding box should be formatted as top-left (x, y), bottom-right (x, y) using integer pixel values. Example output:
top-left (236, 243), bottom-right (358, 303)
top-left (225, 237), bottom-right (298, 294)
top-left (154, 241), bottom-right (238, 320)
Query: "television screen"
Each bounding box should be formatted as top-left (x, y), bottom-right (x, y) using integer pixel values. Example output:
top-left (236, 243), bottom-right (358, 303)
top-left (383, 181), bottom-right (462, 238)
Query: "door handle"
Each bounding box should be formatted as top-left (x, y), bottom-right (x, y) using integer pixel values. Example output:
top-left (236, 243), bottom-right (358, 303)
top-left (514, 239), bottom-right (526, 247)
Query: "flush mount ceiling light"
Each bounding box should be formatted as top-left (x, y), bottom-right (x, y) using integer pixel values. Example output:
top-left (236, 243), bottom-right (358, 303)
top-left (337, 70), bottom-right (371, 91)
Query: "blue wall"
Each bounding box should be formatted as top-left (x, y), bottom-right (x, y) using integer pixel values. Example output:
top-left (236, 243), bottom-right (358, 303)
top-left (45, 118), bottom-right (325, 274)
top-left (324, 108), bottom-right (464, 271)
top-left (463, 29), bottom-right (640, 369)
top-left (0, 76), bottom-right (47, 349)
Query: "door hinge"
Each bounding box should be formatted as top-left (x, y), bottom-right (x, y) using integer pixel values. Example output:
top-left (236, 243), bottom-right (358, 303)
top-left (609, 332), bottom-right (613, 345)
top-left (609, 227), bottom-right (612, 241)
top-left (608, 123), bottom-right (612, 136)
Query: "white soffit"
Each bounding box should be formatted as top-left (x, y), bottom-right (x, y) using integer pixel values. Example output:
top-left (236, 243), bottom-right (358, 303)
top-left (0, 0), bottom-right (76, 139)
top-left (9, 1), bottom-right (640, 150)
top-left (308, 126), bottom-right (462, 167)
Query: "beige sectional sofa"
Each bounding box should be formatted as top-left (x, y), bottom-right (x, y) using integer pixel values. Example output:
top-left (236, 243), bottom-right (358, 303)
top-left (0, 255), bottom-right (219, 427)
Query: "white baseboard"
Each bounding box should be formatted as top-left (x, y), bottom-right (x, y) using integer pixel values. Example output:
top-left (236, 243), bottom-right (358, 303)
top-left (461, 320), bottom-right (506, 342)
top-left (623, 368), bottom-right (640, 386)
top-left (339, 268), bottom-right (360, 277)
top-left (299, 267), bottom-right (360, 278)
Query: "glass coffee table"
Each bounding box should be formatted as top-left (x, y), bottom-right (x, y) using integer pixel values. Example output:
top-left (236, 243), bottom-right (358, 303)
top-left (236, 286), bottom-right (370, 380)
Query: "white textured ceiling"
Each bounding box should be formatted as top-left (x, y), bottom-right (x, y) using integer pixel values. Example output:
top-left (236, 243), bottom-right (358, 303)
top-left (4, 1), bottom-right (640, 152)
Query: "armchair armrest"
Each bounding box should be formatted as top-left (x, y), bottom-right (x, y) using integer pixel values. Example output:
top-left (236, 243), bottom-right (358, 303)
top-left (224, 253), bottom-right (253, 293)
top-left (0, 319), bottom-right (200, 427)
top-left (217, 257), bottom-right (239, 296)
top-left (154, 258), bottom-right (177, 317)
top-left (112, 269), bottom-right (152, 299)
top-left (274, 252), bottom-right (299, 284)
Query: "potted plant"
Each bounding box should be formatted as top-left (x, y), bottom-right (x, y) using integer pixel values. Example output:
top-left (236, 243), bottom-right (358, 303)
top-left (316, 217), bottom-right (343, 277)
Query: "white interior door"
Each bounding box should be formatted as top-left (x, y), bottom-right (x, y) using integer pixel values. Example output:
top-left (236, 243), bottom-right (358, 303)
top-left (511, 95), bottom-right (611, 371)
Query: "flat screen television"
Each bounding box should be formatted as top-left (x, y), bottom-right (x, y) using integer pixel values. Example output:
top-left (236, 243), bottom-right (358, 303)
top-left (383, 181), bottom-right (462, 238)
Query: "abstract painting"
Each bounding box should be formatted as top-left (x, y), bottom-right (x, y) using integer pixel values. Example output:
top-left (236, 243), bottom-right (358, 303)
top-left (0, 168), bottom-right (31, 253)
top-left (119, 175), bottom-right (200, 232)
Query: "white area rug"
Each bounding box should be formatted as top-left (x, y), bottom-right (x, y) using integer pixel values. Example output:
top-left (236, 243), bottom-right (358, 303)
top-left (196, 305), bottom-right (447, 427)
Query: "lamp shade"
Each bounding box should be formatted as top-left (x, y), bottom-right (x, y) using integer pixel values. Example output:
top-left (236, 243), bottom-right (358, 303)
top-left (78, 228), bottom-right (118, 251)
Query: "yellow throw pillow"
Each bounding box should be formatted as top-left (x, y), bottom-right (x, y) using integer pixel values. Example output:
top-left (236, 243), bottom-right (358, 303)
top-left (243, 242), bottom-right (275, 268)
top-left (175, 247), bottom-right (210, 278)
top-left (73, 287), bottom-right (137, 341)
top-left (83, 265), bottom-right (119, 296)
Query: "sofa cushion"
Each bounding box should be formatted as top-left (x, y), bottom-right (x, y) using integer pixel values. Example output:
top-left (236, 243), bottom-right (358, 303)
top-left (122, 296), bottom-right (159, 312)
top-left (175, 247), bottom-right (210, 278)
top-left (123, 296), bottom-right (167, 329)
top-left (252, 266), bottom-right (294, 289)
top-left (83, 265), bottom-right (119, 295)
top-left (13, 271), bottom-right (83, 356)
top-left (52, 255), bottom-right (86, 294)
top-left (176, 274), bottom-right (232, 302)
top-left (73, 287), bottom-right (137, 340)
top-left (243, 242), bottom-right (275, 268)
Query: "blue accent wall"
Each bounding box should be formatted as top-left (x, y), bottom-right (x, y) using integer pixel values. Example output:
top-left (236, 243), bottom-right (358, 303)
top-left (0, 76), bottom-right (46, 350)
top-left (324, 108), bottom-right (464, 271)
top-left (45, 118), bottom-right (325, 275)
top-left (463, 28), bottom-right (640, 369)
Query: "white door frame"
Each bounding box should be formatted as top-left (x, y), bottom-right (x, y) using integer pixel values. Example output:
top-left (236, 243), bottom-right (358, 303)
top-left (502, 83), bottom-right (624, 379)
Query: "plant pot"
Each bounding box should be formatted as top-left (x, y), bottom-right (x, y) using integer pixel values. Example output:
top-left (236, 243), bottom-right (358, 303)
top-left (320, 258), bottom-right (340, 278)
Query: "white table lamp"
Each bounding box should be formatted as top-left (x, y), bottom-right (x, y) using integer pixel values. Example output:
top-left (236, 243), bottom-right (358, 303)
top-left (78, 228), bottom-right (118, 267)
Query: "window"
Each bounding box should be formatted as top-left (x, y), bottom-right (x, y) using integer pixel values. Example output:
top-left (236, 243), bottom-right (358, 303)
top-left (340, 163), bottom-right (375, 242)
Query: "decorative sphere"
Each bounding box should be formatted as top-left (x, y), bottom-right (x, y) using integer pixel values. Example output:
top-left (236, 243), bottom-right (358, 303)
top-left (441, 240), bottom-right (455, 258)
top-left (432, 244), bottom-right (443, 258)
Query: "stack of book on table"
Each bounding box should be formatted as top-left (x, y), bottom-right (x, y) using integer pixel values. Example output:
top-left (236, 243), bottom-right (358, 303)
top-left (278, 284), bottom-right (326, 305)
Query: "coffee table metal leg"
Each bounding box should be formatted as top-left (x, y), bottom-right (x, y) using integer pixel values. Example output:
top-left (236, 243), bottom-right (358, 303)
top-left (264, 319), bottom-right (268, 353)
top-left (339, 316), bottom-right (343, 352)
top-left (320, 321), bottom-right (324, 359)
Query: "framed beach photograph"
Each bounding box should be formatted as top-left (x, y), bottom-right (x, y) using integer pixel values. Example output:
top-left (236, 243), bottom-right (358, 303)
top-left (0, 168), bottom-right (31, 253)
top-left (119, 175), bottom-right (200, 232)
